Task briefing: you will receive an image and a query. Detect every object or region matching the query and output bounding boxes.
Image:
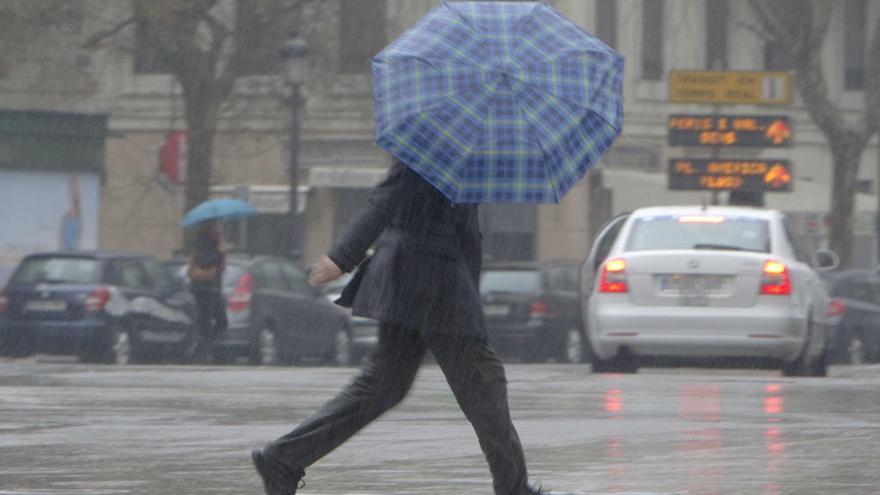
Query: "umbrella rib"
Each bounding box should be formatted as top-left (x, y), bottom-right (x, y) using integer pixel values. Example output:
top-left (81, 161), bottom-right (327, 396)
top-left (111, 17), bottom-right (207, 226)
top-left (374, 54), bottom-right (489, 73)
top-left (507, 96), bottom-right (563, 202)
top-left (503, 57), bottom-right (623, 131)
top-left (442, 2), bottom-right (498, 66)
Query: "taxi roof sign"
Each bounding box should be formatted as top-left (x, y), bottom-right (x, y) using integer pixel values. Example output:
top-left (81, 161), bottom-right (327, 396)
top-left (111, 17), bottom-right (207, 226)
top-left (669, 70), bottom-right (792, 105)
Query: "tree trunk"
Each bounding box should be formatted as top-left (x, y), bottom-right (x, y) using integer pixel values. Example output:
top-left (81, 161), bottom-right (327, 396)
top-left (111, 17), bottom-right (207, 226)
top-left (182, 88), bottom-right (219, 248)
top-left (828, 144), bottom-right (863, 268)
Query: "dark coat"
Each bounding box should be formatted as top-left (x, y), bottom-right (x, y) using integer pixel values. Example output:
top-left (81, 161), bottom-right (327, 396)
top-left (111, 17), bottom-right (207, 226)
top-left (328, 161), bottom-right (485, 339)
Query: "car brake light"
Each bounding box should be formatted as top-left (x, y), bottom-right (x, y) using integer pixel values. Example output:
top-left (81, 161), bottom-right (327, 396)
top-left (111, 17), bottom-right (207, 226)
top-left (228, 272), bottom-right (253, 312)
top-left (827, 298), bottom-right (846, 317)
top-left (760, 261), bottom-right (791, 296)
top-left (85, 287), bottom-right (111, 312)
top-left (0, 290), bottom-right (8, 313)
top-left (599, 258), bottom-right (628, 293)
top-left (529, 300), bottom-right (550, 318)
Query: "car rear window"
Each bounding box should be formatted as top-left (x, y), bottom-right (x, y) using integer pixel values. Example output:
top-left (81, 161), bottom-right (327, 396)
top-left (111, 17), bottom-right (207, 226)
top-left (625, 215), bottom-right (771, 253)
top-left (480, 270), bottom-right (541, 294)
top-left (11, 257), bottom-right (100, 284)
top-left (222, 264), bottom-right (246, 287)
top-left (171, 262), bottom-right (245, 287)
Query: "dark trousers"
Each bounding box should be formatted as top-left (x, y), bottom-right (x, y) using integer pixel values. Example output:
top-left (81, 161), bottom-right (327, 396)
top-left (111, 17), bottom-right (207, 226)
top-left (191, 285), bottom-right (227, 358)
top-left (268, 323), bottom-right (530, 495)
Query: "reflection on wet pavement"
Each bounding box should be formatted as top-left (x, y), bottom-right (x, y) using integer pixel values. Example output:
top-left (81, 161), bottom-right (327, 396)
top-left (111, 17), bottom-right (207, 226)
top-left (1, 360), bottom-right (879, 494)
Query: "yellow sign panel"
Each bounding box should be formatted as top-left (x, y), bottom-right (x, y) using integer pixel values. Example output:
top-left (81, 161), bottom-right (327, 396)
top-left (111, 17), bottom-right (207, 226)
top-left (669, 70), bottom-right (792, 105)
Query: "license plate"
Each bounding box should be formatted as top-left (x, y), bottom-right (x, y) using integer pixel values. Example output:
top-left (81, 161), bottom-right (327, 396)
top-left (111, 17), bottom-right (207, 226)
top-left (25, 300), bottom-right (67, 312)
top-left (483, 304), bottom-right (511, 317)
top-left (140, 330), bottom-right (186, 343)
top-left (660, 275), bottom-right (728, 295)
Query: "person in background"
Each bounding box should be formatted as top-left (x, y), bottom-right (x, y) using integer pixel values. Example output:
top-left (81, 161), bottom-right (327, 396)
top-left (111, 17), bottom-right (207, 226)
top-left (59, 174), bottom-right (81, 252)
top-left (251, 159), bottom-right (543, 495)
top-left (187, 220), bottom-right (228, 364)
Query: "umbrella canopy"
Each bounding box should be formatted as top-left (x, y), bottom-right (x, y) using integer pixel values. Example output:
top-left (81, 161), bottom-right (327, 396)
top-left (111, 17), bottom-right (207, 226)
top-left (372, 1), bottom-right (624, 204)
top-left (182, 198), bottom-right (257, 227)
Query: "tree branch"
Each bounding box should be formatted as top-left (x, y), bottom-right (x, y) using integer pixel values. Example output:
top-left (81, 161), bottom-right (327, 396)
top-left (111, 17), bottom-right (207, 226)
top-left (81, 16), bottom-right (136, 48)
top-left (747, 0), bottom-right (787, 41)
top-left (807, 0), bottom-right (833, 48)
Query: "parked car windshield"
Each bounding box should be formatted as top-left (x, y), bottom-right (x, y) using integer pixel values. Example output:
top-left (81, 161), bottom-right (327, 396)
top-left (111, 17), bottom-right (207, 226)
top-left (625, 215), bottom-right (771, 253)
top-left (10, 257), bottom-right (100, 284)
top-left (480, 270), bottom-right (541, 295)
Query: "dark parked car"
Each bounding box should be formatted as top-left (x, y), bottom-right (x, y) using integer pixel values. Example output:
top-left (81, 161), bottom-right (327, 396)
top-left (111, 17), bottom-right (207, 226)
top-left (0, 252), bottom-right (196, 364)
top-left (318, 273), bottom-right (378, 365)
top-left (480, 262), bottom-right (586, 363)
top-left (167, 254), bottom-right (354, 366)
top-left (822, 270), bottom-right (880, 364)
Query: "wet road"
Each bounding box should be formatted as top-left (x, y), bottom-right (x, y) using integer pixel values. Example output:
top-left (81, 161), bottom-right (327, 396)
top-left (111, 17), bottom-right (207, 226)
top-left (1, 358), bottom-right (879, 495)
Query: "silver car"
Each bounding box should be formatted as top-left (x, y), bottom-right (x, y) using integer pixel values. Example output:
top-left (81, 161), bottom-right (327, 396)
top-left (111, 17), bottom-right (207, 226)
top-left (580, 206), bottom-right (838, 376)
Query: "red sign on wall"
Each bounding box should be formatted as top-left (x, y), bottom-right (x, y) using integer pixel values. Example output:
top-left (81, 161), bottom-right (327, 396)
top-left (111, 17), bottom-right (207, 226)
top-left (159, 131), bottom-right (187, 187)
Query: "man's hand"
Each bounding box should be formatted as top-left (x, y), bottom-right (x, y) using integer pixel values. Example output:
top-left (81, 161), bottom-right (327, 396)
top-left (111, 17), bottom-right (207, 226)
top-left (309, 255), bottom-right (343, 287)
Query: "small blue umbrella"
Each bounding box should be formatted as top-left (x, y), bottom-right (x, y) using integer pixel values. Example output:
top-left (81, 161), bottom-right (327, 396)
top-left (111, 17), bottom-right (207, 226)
top-left (372, 1), bottom-right (624, 203)
top-left (182, 198), bottom-right (257, 227)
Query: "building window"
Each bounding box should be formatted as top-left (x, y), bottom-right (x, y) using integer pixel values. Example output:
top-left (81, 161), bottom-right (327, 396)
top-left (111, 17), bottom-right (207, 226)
top-left (480, 204), bottom-right (536, 262)
top-left (844, 0), bottom-right (867, 90)
top-left (705, 0), bottom-right (728, 69)
top-left (0, 8), bottom-right (13, 78)
top-left (339, 0), bottom-right (386, 74)
top-left (595, 0), bottom-right (616, 49)
top-left (234, 1), bottom-right (289, 76)
top-left (641, 0), bottom-right (664, 80)
top-left (133, 18), bottom-right (171, 74)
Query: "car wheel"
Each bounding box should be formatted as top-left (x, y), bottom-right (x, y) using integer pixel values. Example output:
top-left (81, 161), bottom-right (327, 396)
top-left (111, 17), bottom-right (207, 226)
top-left (560, 327), bottom-right (585, 364)
top-left (331, 329), bottom-right (353, 367)
top-left (0, 333), bottom-right (32, 358)
top-left (591, 350), bottom-right (637, 374)
top-left (847, 332), bottom-right (867, 365)
top-left (249, 326), bottom-right (278, 366)
top-left (84, 327), bottom-right (132, 365)
top-left (782, 319), bottom-right (820, 377)
top-left (810, 341), bottom-right (829, 377)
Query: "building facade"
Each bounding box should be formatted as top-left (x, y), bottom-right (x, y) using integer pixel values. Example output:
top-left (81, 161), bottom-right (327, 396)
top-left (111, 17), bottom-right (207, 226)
top-left (0, 0), bottom-right (878, 271)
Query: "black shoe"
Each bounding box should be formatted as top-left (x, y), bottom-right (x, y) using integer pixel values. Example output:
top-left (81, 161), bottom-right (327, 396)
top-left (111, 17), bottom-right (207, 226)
top-left (251, 448), bottom-right (305, 495)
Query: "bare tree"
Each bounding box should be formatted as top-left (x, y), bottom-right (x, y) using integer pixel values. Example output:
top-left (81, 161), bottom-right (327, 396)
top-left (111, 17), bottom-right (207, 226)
top-left (746, 0), bottom-right (880, 267)
top-left (84, 0), bottom-right (310, 245)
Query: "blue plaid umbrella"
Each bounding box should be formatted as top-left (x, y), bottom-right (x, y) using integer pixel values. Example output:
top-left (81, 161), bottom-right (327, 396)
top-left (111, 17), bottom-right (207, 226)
top-left (372, 1), bottom-right (624, 203)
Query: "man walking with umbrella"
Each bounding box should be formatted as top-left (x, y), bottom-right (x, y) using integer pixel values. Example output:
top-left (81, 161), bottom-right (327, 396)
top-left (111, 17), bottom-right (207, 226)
top-left (252, 3), bottom-right (622, 494)
top-left (253, 158), bottom-right (538, 495)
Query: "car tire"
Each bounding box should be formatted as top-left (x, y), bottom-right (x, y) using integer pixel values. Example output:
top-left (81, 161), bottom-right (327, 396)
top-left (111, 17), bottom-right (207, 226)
top-left (248, 325), bottom-right (278, 366)
top-left (810, 342), bottom-right (829, 377)
top-left (0, 333), bottom-right (32, 358)
top-left (329, 328), bottom-right (354, 367)
top-left (782, 319), bottom-right (824, 378)
top-left (83, 326), bottom-right (133, 365)
top-left (846, 332), bottom-right (867, 365)
top-left (591, 350), bottom-right (637, 374)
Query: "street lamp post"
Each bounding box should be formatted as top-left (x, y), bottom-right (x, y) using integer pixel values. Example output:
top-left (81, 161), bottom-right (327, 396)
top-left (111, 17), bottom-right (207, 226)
top-left (279, 35), bottom-right (309, 261)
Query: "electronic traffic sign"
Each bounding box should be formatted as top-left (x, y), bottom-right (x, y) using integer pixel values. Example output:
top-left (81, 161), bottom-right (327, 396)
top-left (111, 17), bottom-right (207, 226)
top-left (668, 115), bottom-right (792, 147)
top-left (669, 159), bottom-right (793, 192)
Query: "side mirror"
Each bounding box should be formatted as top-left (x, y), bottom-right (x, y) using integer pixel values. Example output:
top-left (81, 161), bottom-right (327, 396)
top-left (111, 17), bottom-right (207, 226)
top-left (813, 249), bottom-right (840, 272)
